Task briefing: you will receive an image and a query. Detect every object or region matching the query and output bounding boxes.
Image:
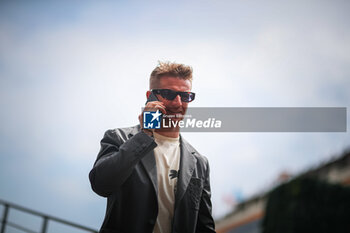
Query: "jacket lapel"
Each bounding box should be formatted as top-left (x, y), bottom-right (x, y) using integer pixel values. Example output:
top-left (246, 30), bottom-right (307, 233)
top-left (175, 135), bottom-right (197, 208)
top-left (129, 126), bottom-right (158, 197)
top-left (129, 126), bottom-right (196, 207)
top-left (141, 150), bottom-right (158, 196)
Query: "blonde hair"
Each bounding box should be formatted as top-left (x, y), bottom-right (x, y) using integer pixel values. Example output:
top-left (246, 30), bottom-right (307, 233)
top-left (149, 61), bottom-right (193, 89)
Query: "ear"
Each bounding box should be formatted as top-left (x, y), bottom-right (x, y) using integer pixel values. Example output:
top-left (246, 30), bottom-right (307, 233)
top-left (146, 90), bottom-right (151, 99)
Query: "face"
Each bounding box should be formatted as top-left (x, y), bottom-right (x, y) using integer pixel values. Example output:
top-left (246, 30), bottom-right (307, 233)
top-left (147, 76), bottom-right (192, 117)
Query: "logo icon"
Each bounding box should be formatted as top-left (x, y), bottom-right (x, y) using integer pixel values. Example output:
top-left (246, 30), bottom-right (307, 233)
top-left (143, 110), bottom-right (162, 129)
top-left (169, 170), bottom-right (179, 179)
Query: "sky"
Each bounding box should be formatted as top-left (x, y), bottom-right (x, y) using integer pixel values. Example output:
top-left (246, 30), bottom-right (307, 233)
top-left (0, 0), bottom-right (349, 231)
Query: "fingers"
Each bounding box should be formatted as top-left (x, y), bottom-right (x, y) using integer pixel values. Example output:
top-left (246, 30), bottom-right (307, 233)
top-left (144, 101), bottom-right (166, 115)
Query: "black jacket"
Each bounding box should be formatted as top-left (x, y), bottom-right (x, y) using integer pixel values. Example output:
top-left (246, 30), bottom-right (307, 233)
top-left (89, 125), bottom-right (216, 233)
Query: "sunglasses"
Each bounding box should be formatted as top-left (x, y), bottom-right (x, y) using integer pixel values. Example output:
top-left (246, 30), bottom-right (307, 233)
top-left (152, 89), bottom-right (195, 102)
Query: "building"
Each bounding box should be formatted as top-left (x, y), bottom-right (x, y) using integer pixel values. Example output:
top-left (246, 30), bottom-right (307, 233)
top-left (215, 150), bottom-right (350, 233)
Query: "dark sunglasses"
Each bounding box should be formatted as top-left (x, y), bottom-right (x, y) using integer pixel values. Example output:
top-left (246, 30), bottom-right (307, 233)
top-left (152, 89), bottom-right (195, 102)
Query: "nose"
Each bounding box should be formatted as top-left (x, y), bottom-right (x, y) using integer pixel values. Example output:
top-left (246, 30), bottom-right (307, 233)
top-left (171, 94), bottom-right (183, 106)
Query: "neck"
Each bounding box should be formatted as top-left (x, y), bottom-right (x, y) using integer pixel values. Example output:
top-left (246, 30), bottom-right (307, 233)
top-left (155, 126), bottom-right (180, 138)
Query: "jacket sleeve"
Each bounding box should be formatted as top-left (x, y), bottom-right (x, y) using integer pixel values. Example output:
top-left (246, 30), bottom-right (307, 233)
top-left (89, 129), bottom-right (157, 197)
top-left (196, 158), bottom-right (216, 233)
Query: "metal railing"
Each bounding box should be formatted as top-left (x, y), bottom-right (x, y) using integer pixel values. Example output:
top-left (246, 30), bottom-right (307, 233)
top-left (0, 199), bottom-right (98, 233)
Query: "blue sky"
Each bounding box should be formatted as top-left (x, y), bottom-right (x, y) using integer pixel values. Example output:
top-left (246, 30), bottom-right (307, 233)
top-left (1, 0), bottom-right (349, 230)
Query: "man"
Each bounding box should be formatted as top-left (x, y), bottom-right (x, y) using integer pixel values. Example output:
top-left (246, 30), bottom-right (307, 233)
top-left (89, 62), bottom-right (216, 233)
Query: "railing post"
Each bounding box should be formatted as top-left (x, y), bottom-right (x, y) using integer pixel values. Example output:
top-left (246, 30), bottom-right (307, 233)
top-left (1, 204), bottom-right (9, 233)
top-left (41, 216), bottom-right (49, 233)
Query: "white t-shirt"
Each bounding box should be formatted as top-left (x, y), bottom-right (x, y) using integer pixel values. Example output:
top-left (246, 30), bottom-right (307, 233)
top-left (153, 132), bottom-right (180, 233)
